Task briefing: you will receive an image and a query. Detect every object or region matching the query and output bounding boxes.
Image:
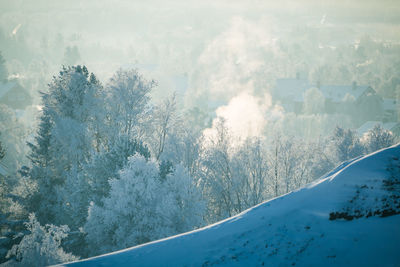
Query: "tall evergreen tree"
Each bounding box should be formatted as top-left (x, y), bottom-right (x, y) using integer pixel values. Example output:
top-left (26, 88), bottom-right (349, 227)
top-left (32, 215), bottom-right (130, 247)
top-left (27, 65), bottom-right (105, 228)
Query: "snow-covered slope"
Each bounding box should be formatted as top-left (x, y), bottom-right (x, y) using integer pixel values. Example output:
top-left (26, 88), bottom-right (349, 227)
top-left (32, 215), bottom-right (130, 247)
top-left (62, 145), bottom-right (400, 267)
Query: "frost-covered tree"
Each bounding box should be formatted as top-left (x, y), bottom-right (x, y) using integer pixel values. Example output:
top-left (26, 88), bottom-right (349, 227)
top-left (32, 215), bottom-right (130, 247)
top-left (164, 164), bottom-right (205, 234)
top-left (27, 65), bottom-right (105, 228)
top-left (82, 69), bottom-right (154, 206)
top-left (232, 137), bottom-right (269, 208)
top-left (309, 137), bottom-right (336, 179)
top-left (200, 122), bottom-right (336, 223)
top-left (150, 93), bottom-right (180, 160)
top-left (200, 120), bottom-right (275, 221)
top-left (329, 126), bottom-right (364, 163)
top-left (85, 155), bottom-right (165, 255)
top-left (199, 118), bottom-right (237, 220)
top-left (155, 107), bottom-right (204, 177)
top-left (25, 106), bottom-right (53, 220)
top-left (363, 124), bottom-right (396, 153)
top-left (5, 213), bottom-right (78, 266)
top-left (105, 69), bottom-right (154, 145)
top-left (267, 134), bottom-right (284, 197)
top-left (52, 66), bottom-right (105, 228)
top-left (267, 135), bottom-right (323, 195)
top-left (84, 137), bottom-right (151, 206)
top-left (84, 154), bottom-right (204, 256)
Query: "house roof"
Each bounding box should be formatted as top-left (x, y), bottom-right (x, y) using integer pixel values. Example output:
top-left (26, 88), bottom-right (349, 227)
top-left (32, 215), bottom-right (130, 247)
top-left (274, 78), bottom-right (373, 103)
top-left (357, 121), bottom-right (399, 136)
top-left (0, 81), bottom-right (17, 99)
top-left (319, 85), bottom-right (370, 102)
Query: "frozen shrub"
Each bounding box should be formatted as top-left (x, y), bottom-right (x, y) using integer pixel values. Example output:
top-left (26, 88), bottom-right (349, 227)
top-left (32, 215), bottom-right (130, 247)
top-left (6, 213), bottom-right (78, 266)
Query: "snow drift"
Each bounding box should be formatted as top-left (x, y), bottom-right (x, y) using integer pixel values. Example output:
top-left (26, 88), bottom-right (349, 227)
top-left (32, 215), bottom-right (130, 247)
top-left (61, 144), bottom-right (400, 266)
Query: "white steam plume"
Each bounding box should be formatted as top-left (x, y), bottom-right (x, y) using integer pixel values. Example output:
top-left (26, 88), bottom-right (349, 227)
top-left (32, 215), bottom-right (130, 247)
top-left (203, 90), bottom-right (283, 143)
top-left (196, 17), bottom-right (284, 143)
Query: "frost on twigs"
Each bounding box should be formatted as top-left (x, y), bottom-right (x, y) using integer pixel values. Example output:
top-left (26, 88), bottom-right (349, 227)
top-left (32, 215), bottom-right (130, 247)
top-left (6, 213), bottom-right (78, 267)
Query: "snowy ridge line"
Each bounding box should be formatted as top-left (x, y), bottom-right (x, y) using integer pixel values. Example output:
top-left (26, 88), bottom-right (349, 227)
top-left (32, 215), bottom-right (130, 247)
top-left (57, 192), bottom-right (292, 266)
top-left (58, 144), bottom-right (400, 267)
top-left (58, 165), bottom-right (330, 266)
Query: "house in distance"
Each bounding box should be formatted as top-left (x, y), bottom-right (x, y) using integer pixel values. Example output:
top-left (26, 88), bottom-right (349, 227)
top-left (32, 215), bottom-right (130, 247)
top-left (272, 77), bottom-right (391, 126)
top-left (0, 80), bottom-right (32, 110)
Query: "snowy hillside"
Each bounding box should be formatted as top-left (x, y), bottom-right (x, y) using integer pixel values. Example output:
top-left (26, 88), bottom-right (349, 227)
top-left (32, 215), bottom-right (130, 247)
top-left (62, 145), bottom-right (400, 267)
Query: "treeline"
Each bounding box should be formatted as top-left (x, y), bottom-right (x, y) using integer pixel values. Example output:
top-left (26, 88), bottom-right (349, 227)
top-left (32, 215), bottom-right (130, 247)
top-left (0, 65), bottom-right (397, 266)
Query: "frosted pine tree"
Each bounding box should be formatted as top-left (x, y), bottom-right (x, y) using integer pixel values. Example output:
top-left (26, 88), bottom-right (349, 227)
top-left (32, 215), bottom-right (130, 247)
top-left (27, 66), bottom-right (106, 228)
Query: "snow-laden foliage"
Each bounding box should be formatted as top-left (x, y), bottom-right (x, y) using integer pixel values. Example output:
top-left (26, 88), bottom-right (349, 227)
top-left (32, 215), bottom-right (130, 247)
top-left (362, 124), bottom-right (396, 153)
top-left (153, 105), bottom-right (204, 178)
top-left (84, 137), bottom-right (151, 206)
top-left (84, 154), bottom-right (204, 255)
top-left (164, 164), bottom-right (205, 232)
top-left (6, 213), bottom-right (78, 266)
top-left (329, 126), bottom-right (364, 163)
top-left (148, 93), bottom-right (180, 160)
top-left (26, 65), bottom-right (106, 229)
top-left (65, 145), bottom-right (400, 267)
top-left (199, 119), bottom-right (336, 222)
top-left (266, 134), bottom-right (326, 196)
top-left (199, 118), bottom-right (238, 219)
top-left (105, 69), bottom-right (154, 143)
top-left (80, 69), bottom-right (153, 208)
top-left (23, 66), bottom-right (156, 240)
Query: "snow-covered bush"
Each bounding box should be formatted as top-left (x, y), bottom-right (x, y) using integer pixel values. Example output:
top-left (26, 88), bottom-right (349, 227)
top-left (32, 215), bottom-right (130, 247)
top-left (6, 213), bottom-right (78, 266)
top-left (84, 154), bottom-right (204, 256)
top-left (362, 124), bottom-right (396, 153)
top-left (329, 126), bottom-right (364, 163)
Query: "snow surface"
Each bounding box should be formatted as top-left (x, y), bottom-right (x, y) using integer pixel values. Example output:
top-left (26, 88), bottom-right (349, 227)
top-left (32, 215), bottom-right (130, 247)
top-left (61, 145), bottom-right (400, 267)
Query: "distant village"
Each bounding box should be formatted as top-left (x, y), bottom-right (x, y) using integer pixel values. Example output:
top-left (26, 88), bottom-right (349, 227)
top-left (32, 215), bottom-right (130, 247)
top-left (272, 75), bottom-right (400, 137)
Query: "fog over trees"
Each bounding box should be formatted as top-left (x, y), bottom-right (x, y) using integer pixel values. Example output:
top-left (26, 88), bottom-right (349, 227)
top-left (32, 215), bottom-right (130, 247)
top-left (0, 0), bottom-right (399, 265)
